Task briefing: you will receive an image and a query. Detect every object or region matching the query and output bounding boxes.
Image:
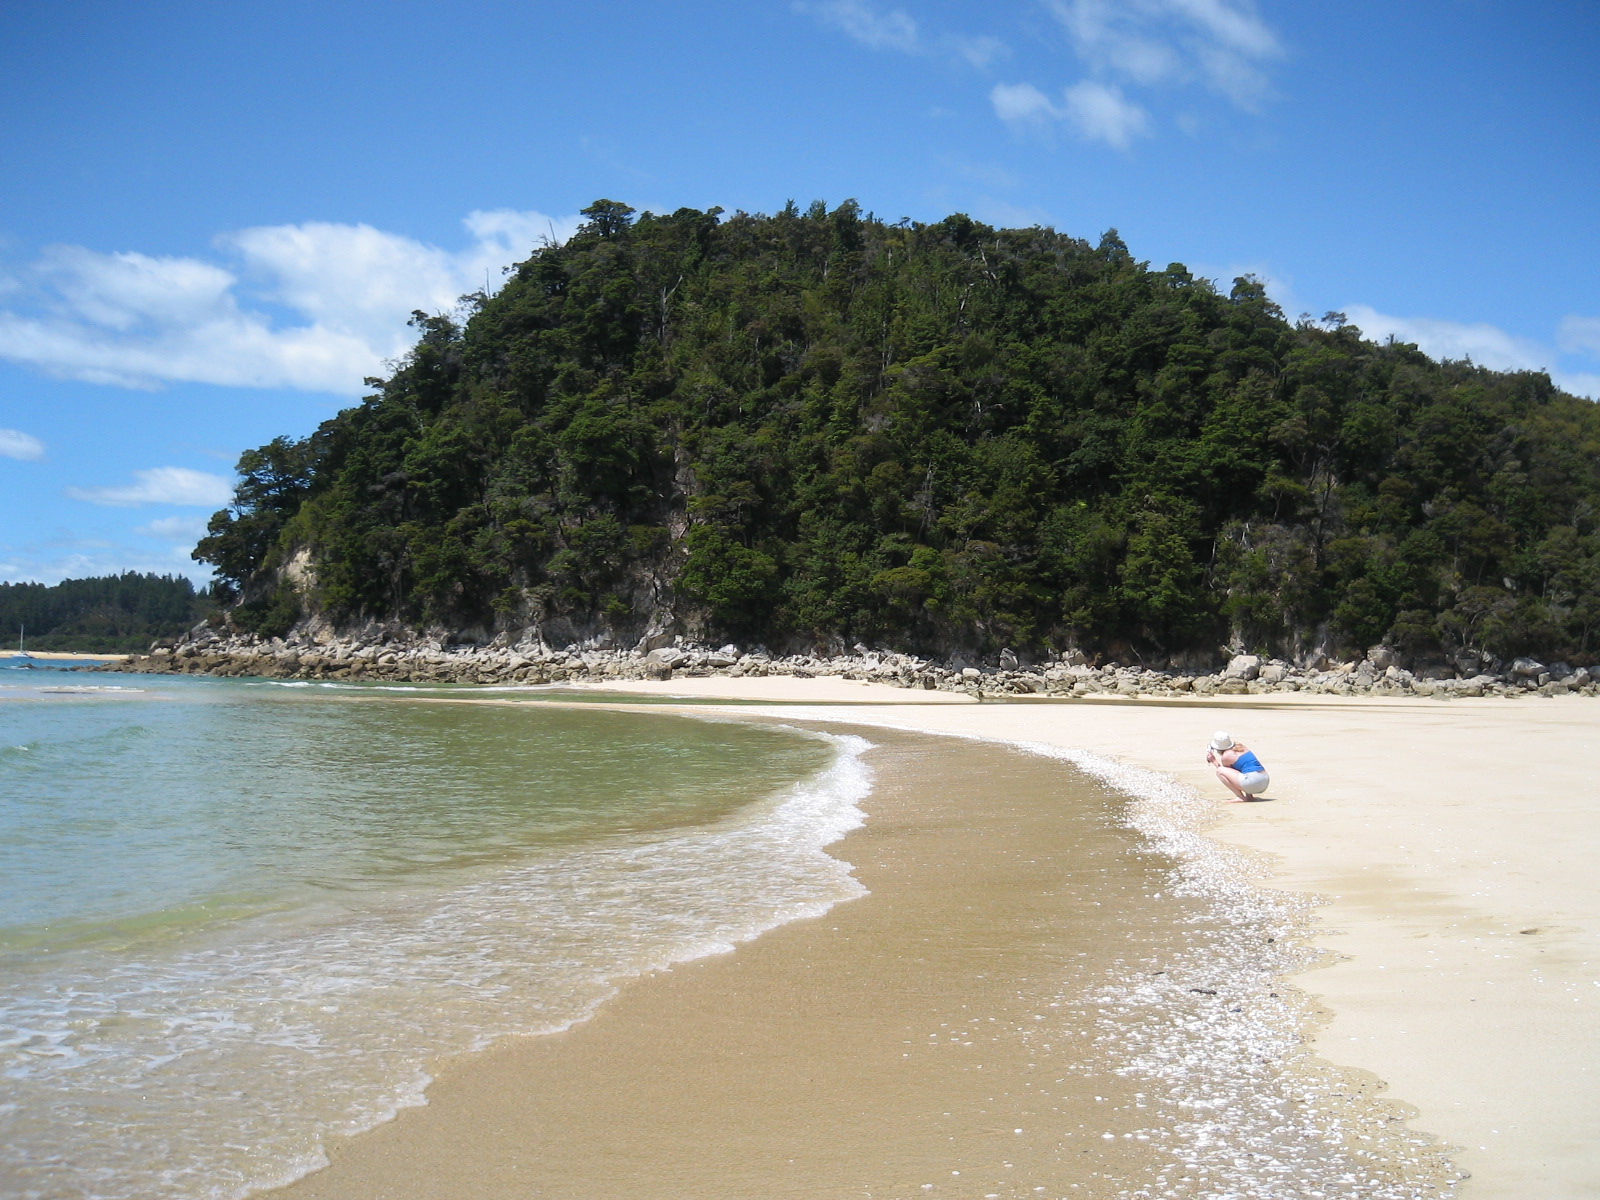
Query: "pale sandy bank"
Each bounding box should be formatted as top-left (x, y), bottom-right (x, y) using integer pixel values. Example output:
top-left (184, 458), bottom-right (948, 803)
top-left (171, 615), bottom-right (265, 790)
top-left (577, 679), bottom-right (1595, 1199)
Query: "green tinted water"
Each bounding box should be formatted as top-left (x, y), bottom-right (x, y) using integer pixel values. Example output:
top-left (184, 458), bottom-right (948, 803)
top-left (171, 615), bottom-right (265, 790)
top-left (0, 674), bottom-right (829, 953)
top-left (0, 666), bottom-right (868, 1200)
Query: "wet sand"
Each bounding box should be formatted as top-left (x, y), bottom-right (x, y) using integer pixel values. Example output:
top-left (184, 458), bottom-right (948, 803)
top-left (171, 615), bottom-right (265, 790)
top-left (274, 730), bottom-right (1182, 1199)
top-left (272, 718), bottom-right (1457, 1200)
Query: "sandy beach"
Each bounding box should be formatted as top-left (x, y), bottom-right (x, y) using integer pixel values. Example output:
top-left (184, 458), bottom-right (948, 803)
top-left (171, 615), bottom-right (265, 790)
top-left (271, 680), bottom-right (1599, 1199)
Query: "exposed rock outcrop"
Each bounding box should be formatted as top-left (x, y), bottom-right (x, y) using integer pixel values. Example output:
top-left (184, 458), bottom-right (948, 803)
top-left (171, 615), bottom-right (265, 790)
top-left (100, 630), bottom-right (1600, 701)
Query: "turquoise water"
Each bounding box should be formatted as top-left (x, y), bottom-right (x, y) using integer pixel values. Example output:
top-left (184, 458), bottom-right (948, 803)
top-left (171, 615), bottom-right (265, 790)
top-left (0, 663), bottom-right (871, 1200)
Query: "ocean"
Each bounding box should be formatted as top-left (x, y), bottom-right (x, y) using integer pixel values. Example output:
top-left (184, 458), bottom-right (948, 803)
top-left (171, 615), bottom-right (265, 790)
top-left (0, 662), bottom-right (870, 1200)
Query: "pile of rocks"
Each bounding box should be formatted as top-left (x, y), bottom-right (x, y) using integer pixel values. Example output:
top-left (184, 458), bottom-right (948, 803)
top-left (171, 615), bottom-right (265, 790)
top-left (103, 632), bottom-right (1597, 700)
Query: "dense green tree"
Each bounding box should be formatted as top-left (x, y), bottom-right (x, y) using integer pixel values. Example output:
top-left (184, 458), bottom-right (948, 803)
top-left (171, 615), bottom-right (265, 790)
top-left (195, 202), bottom-right (1600, 665)
top-left (0, 574), bottom-right (212, 653)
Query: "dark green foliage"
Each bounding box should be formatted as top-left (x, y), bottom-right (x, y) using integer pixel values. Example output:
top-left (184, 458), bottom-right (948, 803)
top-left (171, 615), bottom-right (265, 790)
top-left (195, 202), bottom-right (1600, 664)
top-left (0, 573), bottom-right (212, 653)
top-left (228, 585), bottom-right (301, 640)
top-left (195, 434), bottom-right (325, 598)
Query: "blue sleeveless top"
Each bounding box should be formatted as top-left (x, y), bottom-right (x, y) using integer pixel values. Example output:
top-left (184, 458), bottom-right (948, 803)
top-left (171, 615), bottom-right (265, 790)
top-left (1234, 749), bottom-right (1265, 774)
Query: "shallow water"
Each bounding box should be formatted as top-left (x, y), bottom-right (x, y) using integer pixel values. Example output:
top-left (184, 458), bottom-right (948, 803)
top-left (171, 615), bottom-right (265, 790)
top-left (0, 666), bottom-right (866, 1200)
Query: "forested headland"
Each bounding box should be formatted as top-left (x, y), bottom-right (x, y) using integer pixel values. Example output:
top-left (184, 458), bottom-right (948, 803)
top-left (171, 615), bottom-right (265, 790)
top-left (0, 574), bottom-right (212, 653)
top-left (196, 201), bottom-right (1600, 668)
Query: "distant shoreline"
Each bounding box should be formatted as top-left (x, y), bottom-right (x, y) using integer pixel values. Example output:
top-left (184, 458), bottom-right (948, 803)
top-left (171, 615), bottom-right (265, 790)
top-left (0, 649), bottom-right (130, 662)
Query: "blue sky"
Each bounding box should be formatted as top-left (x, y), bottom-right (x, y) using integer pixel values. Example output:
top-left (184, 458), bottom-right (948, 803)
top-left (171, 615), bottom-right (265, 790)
top-left (2, 0), bottom-right (1597, 584)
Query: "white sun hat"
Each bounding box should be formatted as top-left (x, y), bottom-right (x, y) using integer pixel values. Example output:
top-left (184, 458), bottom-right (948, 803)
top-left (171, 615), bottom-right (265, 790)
top-left (1209, 730), bottom-right (1235, 751)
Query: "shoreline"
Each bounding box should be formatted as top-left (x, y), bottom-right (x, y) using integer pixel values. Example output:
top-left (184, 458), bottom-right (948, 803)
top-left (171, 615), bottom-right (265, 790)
top-left (0, 649), bottom-right (130, 662)
top-left (272, 720), bottom-right (1453, 1199)
top-left (307, 676), bottom-right (1596, 1196)
top-left (51, 669), bottom-right (1592, 1196)
top-left (556, 679), bottom-right (1595, 1198)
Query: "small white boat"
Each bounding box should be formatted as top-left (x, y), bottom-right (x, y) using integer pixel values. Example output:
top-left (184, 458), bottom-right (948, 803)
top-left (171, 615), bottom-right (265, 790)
top-left (14, 625), bottom-right (35, 662)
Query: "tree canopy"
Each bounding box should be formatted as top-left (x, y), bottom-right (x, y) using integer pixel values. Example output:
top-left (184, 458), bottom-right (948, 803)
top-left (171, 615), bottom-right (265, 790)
top-left (197, 201), bottom-right (1600, 664)
top-left (0, 573), bottom-right (212, 653)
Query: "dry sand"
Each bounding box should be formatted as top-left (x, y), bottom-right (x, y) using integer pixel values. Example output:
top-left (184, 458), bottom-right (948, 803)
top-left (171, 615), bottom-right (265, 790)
top-left (270, 677), bottom-right (1597, 1199)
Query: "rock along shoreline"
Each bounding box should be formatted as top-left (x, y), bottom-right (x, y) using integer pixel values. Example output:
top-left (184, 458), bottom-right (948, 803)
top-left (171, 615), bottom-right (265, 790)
top-left (100, 631), bottom-right (1599, 701)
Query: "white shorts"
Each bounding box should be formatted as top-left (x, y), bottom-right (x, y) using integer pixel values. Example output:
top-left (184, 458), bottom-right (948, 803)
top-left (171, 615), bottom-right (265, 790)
top-left (1238, 770), bottom-right (1269, 794)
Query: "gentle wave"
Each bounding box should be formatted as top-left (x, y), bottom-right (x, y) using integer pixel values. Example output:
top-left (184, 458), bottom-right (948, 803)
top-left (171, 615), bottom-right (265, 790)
top-left (0, 730), bottom-right (873, 1200)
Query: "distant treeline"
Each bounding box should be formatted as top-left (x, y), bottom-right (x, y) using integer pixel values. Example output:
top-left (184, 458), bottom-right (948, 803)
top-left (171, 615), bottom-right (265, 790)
top-left (0, 573), bottom-right (213, 653)
top-left (198, 200), bottom-right (1600, 665)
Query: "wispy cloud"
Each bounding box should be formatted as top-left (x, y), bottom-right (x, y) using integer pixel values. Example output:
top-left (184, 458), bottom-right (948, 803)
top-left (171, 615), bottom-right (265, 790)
top-left (1063, 80), bottom-right (1152, 147)
top-left (991, 80), bottom-right (1151, 149)
top-left (996, 0), bottom-right (1281, 149)
top-left (1345, 305), bottom-right (1600, 400)
top-left (991, 82), bottom-right (1060, 125)
top-left (802, 0), bottom-right (919, 52)
top-left (0, 543), bottom-right (210, 586)
top-left (1047, 0), bottom-right (1282, 107)
top-left (1558, 315), bottom-right (1600, 357)
top-left (66, 467), bottom-right (235, 508)
top-left (136, 514), bottom-right (210, 542)
top-left (1192, 260), bottom-right (1300, 312)
top-left (798, 0), bottom-right (1007, 67)
top-left (951, 34), bottom-right (1008, 69)
top-left (0, 209), bottom-right (580, 396)
top-left (0, 428), bottom-right (45, 461)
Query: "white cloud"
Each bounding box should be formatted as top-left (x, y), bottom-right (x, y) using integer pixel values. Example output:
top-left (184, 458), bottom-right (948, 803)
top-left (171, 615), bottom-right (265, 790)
top-left (1558, 315), bottom-right (1600, 357)
top-left (798, 0), bottom-right (1007, 66)
top-left (1047, 0), bottom-right (1282, 107)
top-left (991, 80), bottom-right (1151, 148)
top-left (0, 428), bottom-right (45, 461)
top-left (950, 34), bottom-right (1008, 69)
top-left (994, 0), bottom-right (1275, 146)
top-left (801, 0), bottom-right (920, 53)
top-left (1344, 306), bottom-right (1545, 370)
top-left (1548, 370), bottom-right (1598, 400)
top-left (969, 197), bottom-right (1056, 229)
top-left (1062, 80), bottom-right (1152, 147)
top-left (37, 245), bottom-right (237, 331)
top-left (66, 467), bottom-right (235, 508)
top-left (1191, 260), bottom-right (1301, 313)
top-left (1345, 305), bottom-right (1600, 400)
top-left (0, 544), bottom-right (210, 586)
top-left (991, 82), bottom-right (1061, 125)
top-left (1050, 0), bottom-right (1180, 85)
top-left (0, 209), bottom-right (580, 396)
top-left (137, 515), bottom-right (210, 541)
